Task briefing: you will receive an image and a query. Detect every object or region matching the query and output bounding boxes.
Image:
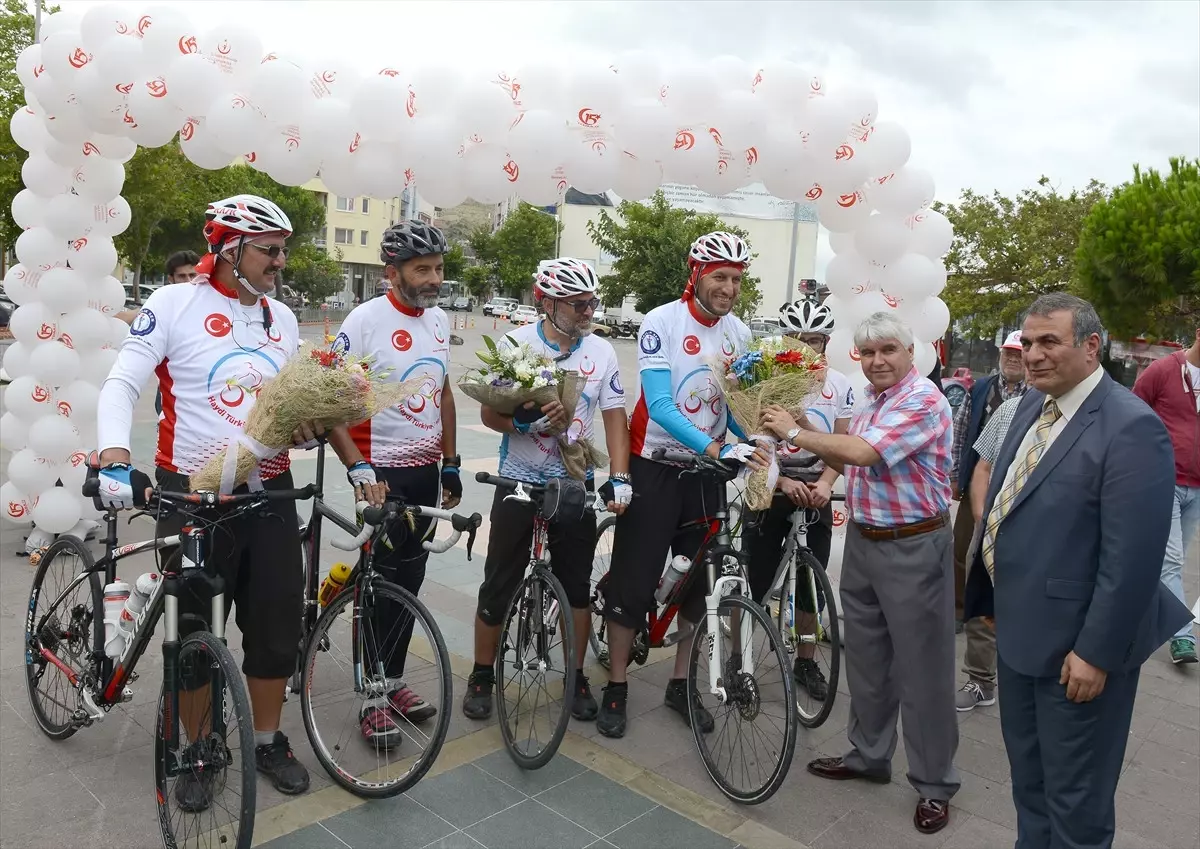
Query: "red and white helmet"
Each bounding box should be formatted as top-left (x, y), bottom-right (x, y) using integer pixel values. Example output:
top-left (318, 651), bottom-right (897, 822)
top-left (533, 257), bottom-right (598, 300)
top-left (203, 194), bottom-right (293, 251)
top-left (688, 231), bottom-right (750, 268)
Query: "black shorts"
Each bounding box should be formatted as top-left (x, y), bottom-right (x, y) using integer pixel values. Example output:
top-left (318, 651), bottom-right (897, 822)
top-left (154, 467), bottom-right (303, 681)
top-left (602, 454), bottom-right (720, 631)
top-left (744, 493), bottom-right (832, 610)
top-left (476, 481), bottom-right (597, 627)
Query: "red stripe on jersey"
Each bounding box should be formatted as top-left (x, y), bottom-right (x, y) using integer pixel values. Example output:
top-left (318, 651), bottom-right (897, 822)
top-left (155, 360), bottom-right (178, 472)
top-left (629, 391), bottom-right (650, 457)
top-left (350, 419), bottom-right (372, 465)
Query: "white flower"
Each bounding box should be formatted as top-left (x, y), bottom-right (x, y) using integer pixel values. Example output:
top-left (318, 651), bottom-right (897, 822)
top-left (531, 376), bottom-right (548, 389)
top-left (514, 362), bottom-right (535, 381)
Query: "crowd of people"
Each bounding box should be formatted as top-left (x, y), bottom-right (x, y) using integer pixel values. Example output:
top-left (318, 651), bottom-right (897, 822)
top-left (90, 192), bottom-right (1196, 847)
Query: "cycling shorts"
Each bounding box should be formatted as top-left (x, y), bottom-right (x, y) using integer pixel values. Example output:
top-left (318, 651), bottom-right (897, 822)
top-left (744, 494), bottom-right (833, 608)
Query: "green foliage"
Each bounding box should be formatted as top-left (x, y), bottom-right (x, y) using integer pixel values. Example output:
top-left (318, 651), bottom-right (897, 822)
top-left (442, 243), bottom-right (466, 281)
top-left (468, 203), bottom-right (558, 297)
top-left (286, 243), bottom-right (343, 303)
top-left (462, 263), bottom-right (493, 302)
top-left (1073, 157), bottom-right (1200, 339)
top-left (936, 177), bottom-right (1109, 337)
top-left (586, 191), bottom-right (762, 319)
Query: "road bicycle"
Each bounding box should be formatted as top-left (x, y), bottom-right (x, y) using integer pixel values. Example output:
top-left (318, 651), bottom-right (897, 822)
top-left (473, 471), bottom-right (599, 770)
top-left (24, 457), bottom-right (316, 849)
top-left (739, 453), bottom-right (843, 729)
top-left (590, 449), bottom-right (798, 805)
top-left (290, 442), bottom-right (481, 797)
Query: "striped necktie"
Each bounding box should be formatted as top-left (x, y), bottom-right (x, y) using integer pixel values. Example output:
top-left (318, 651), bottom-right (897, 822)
top-left (981, 397), bottom-right (1062, 580)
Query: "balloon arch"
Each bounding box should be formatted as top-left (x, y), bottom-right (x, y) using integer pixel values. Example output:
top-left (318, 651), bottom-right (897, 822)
top-left (2, 4), bottom-right (954, 541)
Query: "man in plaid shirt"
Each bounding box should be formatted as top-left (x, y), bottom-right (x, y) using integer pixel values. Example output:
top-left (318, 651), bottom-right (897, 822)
top-left (761, 311), bottom-right (958, 836)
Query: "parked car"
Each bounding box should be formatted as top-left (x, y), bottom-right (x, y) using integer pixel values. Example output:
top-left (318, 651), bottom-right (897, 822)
top-left (592, 306), bottom-right (606, 325)
top-left (510, 305), bottom-right (537, 325)
top-left (123, 283), bottom-right (156, 307)
top-left (483, 297), bottom-right (517, 317)
top-left (451, 296), bottom-right (473, 312)
top-left (749, 318), bottom-right (783, 339)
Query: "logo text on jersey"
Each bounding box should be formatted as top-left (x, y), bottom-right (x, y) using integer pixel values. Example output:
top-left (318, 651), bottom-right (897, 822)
top-left (609, 372), bottom-right (624, 395)
top-left (131, 309), bottom-right (156, 336)
top-left (683, 335), bottom-right (701, 355)
top-left (640, 330), bottom-right (661, 355)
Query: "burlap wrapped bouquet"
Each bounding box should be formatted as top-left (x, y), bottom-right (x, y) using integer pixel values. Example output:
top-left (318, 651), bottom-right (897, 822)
top-left (189, 345), bottom-right (423, 494)
top-left (711, 336), bottom-right (828, 510)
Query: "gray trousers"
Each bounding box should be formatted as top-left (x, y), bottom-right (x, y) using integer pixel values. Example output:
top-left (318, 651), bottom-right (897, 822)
top-left (841, 520), bottom-right (961, 801)
top-left (964, 614), bottom-right (997, 688)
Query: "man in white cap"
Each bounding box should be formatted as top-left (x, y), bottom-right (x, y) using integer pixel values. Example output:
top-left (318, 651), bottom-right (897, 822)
top-left (950, 329), bottom-right (1027, 710)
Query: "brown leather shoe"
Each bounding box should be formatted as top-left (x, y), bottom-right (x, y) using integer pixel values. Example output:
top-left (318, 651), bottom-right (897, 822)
top-left (806, 756), bottom-right (891, 783)
top-left (914, 798), bottom-right (950, 834)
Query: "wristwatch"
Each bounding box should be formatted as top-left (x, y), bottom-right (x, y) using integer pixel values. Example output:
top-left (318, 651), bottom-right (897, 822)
top-left (786, 427), bottom-right (802, 445)
top-left (442, 455), bottom-right (462, 468)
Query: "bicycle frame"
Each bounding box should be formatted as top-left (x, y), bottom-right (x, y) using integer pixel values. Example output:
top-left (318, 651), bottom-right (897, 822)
top-left (764, 494), bottom-right (845, 647)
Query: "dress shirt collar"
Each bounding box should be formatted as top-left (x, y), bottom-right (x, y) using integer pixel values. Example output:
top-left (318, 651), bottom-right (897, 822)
top-left (1052, 364), bottom-right (1104, 422)
top-left (865, 366), bottom-right (921, 403)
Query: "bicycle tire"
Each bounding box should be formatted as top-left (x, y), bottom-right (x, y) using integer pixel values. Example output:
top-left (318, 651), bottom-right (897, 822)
top-left (688, 594), bottom-right (797, 805)
top-left (154, 630), bottom-right (255, 849)
top-left (589, 516), bottom-right (617, 668)
top-left (496, 567), bottom-right (576, 770)
top-left (300, 578), bottom-right (452, 798)
top-left (25, 536), bottom-right (103, 740)
top-left (789, 551), bottom-right (840, 729)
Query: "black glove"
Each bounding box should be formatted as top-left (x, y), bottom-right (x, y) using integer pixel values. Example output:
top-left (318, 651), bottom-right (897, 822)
top-left (441, 464), bottom-right (463, 500)
top-left (512, 401), bottom-right (544, 425)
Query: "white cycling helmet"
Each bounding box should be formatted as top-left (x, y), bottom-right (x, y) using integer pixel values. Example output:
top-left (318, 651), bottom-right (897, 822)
top-left (780, 299), bottom-right (835, 335)
top-left (203, 194), bottom-right (293, 249)
top-left (688, 231), bottom-right (751, 267)
top-left (533, 257), bottom-right (598, 300)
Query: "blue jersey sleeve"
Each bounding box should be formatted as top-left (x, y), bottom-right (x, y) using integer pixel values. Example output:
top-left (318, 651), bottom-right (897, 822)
top-left (643, 368), bottom-right (713, 455)
top-left (727, 415), bottom-right (747, 440)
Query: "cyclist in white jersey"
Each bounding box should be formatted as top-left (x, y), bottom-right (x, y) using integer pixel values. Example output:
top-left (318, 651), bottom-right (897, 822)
top-left (461, 258), bottom-right (632, 724)
top-left (95, 195), bottom-right (380, 810)
top-left (597, 231), bottom-right (768, 739)
top-left (743, 299), bottom-right (853, 700)
top-left (327, 221), bottom-right (462, 749)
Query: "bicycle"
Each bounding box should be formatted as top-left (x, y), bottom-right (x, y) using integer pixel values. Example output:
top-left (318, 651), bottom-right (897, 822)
top-left (24, 456), bottom-right (316, 849)
top-left (739, 453), bottom-right (843, 729)
top-left (473, 471), bottom-right (598, 770)
top-left (590, 448), bottom-right (798, 805)
top-left (290, 442), bottom-right (482, 798)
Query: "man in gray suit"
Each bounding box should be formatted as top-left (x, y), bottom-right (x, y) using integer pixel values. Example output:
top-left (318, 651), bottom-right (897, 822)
top-left (964, 293), bottom-right (1192, 849)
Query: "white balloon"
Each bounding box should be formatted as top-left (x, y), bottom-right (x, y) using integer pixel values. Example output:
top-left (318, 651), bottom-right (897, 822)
top-left (29, 340), bottom-right (81, 388)
top-left (817, 189), bottom-right (872, 233)
top-left (67, 235), bottom-right (120, 278)
top-left (87, 275), bottom-right (128, 316)
top-left (201, 23), bottom-right (263, 83)
top-left (825, 326), bottom-right (862, 377)
top-left (305, 55), bottom-right (364, 104)
top-left (26, 414), bottom-right (82, 464)
top-left (16, 227), bottom-right (68, 271)
top-left (16, 43), bottom-right (43, 89)
top-left (77, 347), bottom-right (119, 385)
top-left (855, 214), bottom-right (911, 266)
top-left (852, 290), bottom-right (898, 324)
top-left (0, 482), bottom-right (36, 527)
top-left (660, 63), bottom-right (718, 124)
top-left (406, 65), bottom-right (461, 118)
top-left (167, 53), bottom-right (225, 116)
top-left (85, 133), bottom-right (137, 163)
top-left (455, 82), bottom-right (518, 143)
top-left (257, 124), bottom-right (322, 188)
top-left (86, 195), bottom-right (132, 238)
top-left (10, 104), bottom-right (49, 152)
top-left (80, 4), bottom-right (136, 50)
top-left (860, 121), bottom-right (911, 177)
top-left (139, 5), bottom-right (197, 65)
top-left (512, 61), bottom-right (567, 111)
top-left (71, 156), bottom-right (125, 203)
top-left (462, 143), bottom-right (512, 205)
top-left (752, 61), bottom-right (811, 109)
top-left (44, 192), bottom-right (93, 240)
top-left (43, 99), bottom-right (93, 144)
top-left (108, 315), bottom-right (131, 346)
top-left (22, 156), bottom-right (73, 196)
top-left (301, 97), bottom-right (358, 162)
top-left (0, 411), bottom-right (30, 451)
top-left (41, 29), bottom-right (95, 87)
top-left (906, 208), bottom-right (955, 259)
top-left (878, 253), bottom-right (945, 300)
top-left (613, 50), bottom-right (661, 101)
top-left (507, 109), bottom-right (568, 160)
top-left (904, 297), bottom-right (951, 343)
top-left (35, 267), bottom-right (87, 315)
top-left (179, 115), bottom-right (235, 170)
top-left (611, 97), bottom-right (675, 159)
top-left (205, 92), bottom-right (266, 156)
top-left (913, 338), bottom-right (937, 378)
top-left (7, 448), bottom-right (60, 497)
top-left (869, 166), bottom-right (935, 218)
top-left (611, 153), bottom-right (663, 202)
top-left (11, 189), bottom-right (48, 230)
top-left (33, 486), bottom-right (84, 535)
top-left (57, 379), bottom-right (102, 423)
top-left (9, 303), bottom-right (60, 346)
top-left (4, 264), bottom-right (47, 307)
top-left (711, 90), bottom-right (766, 153)
top-left (89, 31), bottom-right (145, 91)
top-left (248, 56), bottom-right (308, 125)
top-left (59, 307), bottom-right (112, 350)
top-left (561, 132), bottom-right (618, 195)
top-left (828, 230), bottom-right (857, 255)
top-left (824, 252), bottom-right (873, 298)
top-left (565, 64), bottom-right (622, 130)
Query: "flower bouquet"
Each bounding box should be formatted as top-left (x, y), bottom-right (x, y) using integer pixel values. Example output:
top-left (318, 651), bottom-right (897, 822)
top-left (712, 336), bottom-right (828, 510)
top-left (189, 344), bottom-right (424, 494)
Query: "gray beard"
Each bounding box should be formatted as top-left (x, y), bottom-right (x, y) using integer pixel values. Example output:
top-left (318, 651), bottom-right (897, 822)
top-left (414, 293), bottom-right (439, 309)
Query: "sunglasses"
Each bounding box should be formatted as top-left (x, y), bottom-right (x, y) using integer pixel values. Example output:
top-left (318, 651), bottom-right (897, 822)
top-left (249, 244), bottom-right (290, 260)
top-left (563, 298), bottom-right (601, 315)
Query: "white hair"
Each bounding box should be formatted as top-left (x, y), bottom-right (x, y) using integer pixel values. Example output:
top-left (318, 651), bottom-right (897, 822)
top-left (853, 311), bottom-right (915, 349)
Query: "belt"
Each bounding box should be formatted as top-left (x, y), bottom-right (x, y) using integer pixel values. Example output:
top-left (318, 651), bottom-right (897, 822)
top-left (855, 513), bottom-right (949, 542)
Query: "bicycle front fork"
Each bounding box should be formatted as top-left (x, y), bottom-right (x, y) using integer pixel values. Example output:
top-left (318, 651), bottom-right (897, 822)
top-left (705, 572), bottom-right (756, 705)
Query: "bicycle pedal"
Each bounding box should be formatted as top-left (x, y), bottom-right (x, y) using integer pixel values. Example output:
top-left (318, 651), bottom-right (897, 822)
top-left (661, 623), bottom-right (695, 648)
top-left (120, 687), bottom-right (134, 703)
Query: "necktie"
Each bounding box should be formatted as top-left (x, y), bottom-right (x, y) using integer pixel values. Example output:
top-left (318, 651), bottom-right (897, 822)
top-left (981, 397), bottom-right (1062, 579)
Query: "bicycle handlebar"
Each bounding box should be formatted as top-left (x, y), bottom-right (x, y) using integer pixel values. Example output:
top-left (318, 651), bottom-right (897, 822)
top-left (332, 500), bottom-right (484, 558)
top-left (650, 448), bottom-right (741, 478)
top-left (778, 453), bottom-right (822, 469)
top-left (474, 471), bottom-right (548, 494)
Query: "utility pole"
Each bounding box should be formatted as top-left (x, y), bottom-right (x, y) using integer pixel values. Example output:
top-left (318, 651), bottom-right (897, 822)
top-left (35, 1), bottom-right (42, 43)
top-left (784, 201), bottom-right (800, 305)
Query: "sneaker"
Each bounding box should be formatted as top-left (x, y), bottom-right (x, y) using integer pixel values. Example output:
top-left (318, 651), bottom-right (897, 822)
top-left (1170, 638), bottom-right (1198, 665)
top-left (596, 684), bottom-right (627, 738)
top-left (462, 670), bottom-right (494, 720)
top-left (572, 674), bottom-right (598, 721)
top-left (389, 685), bottom-right (438, 722)
top-left (254, 731), bottom-right (310, 795)
top-left (359, 703), bottom-right (403, 750)
top-left (794, 658), bottom-right (829, 701)
top-left (173, 764), bottom-right (218, 813)
top-left (664, 679), bottom-right (714, 733)
top-left (955, 681), bottom-right (996, 712)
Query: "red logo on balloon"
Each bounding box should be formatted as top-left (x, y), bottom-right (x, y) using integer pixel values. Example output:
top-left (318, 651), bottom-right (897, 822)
top-left (708, 127), bottom-right (724, 146)
top-left (31, 385), bottom-right (49, 402)
top-left (832, 508), bottom-right (846, 527)
top-left (205, 314), bottom-right (232, 337)
top-left (71, 238), bottom-right (87, 251)
top-left (82, 142), bottom-right (100, 156)
top-left (177, 35), bottom-right (198, 54)
top-left (745, 147), bottom-right (759, 167)
top-left (217, 40), bottom-right (231, 55)
top-left (674, 131), bottom-right (695, 151)
top-left (349, 133), bottom-right (360, 154)
top-left (68, 48), bottom-right (90, 69)
top-left (837, 193), bottom-right (859, 208)
top-left (137, 15), bottom-right (152, 35)
top-left (591, 138), bottom-right (606, 153)
top-left (883, 293), bottom-right (898, 308)
top-left (115, 81), bottom-right (133, 94)
top-left (806, 185), bottom-right (823, 201)
top-left (244, 152), bottom-right (257, 163)
top-left (321, 70), bottom-right (336, 84)
top-left (7, 501), bottom-right (27, 519)
top-left (683, 335), bottom-right (701, 355)
top-left (36, 323), bottom-right (55, 340)
top-left (503, 160), bottom-right (519, 182)
top-left (284, 134), bottom-right (299, 150)
top-left (392, 330), bottom-right (412, 351)
top-left (406, 88), bottom-right (417, 118)
top-left (57, 400), bottom-right (72, 416)
top-left (146, 78), bottom-right (168, 98)
top-left (378, 68), bottom-right (400, 77)
top-left (33, 64), bottom-right (44, 78)
top-left (834, 144), bottom-right (854, 161)
top-left (752, 69), bottom-right (763, 90)
top-left (716, 158), bottom-right (728, 175)
top-left (578, 108), bottom-right (601, 127)
top-left (59, 332), bottom-right (74, 349)
top-left (180, 119), bottom-right (195, 142)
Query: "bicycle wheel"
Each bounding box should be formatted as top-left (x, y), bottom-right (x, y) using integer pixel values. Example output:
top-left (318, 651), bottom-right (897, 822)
top-left (787, 551), bottom-right (840, 729)
top-left (25, 536), bottom-right (103, 740)
top-left (588, 516), bottom-right (617, 669)
top-left (154, 630), bottom-right (255, 849)
top-left (301, 578), bottom-right (452, 798)
top-left (496, 567), bottom-right (576, 770)
top-left (688, 594), bottom-right (797, 805)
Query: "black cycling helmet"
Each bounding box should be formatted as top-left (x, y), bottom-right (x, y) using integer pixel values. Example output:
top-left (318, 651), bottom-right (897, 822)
top-left (380, 220), bottom-right (448, 266)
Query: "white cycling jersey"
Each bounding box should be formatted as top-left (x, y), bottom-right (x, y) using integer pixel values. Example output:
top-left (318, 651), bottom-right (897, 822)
top-left (332, 291), bottom-right (451, 467)
top-left (629, 298), bottom-right (751, 460)
top-left (99, 279), bottom-right (299, 479)
top-left (496, 322), bottom-right (624, 483)
top-left (777, 366), bottom-right (854, 475)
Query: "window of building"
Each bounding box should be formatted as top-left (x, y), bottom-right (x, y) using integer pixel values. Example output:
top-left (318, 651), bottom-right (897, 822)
top-left (418, 211), bottom-right (432, 224)
top-left (360, 230), bottom-right (368, 246)
top-left (361, 198), bottom-right (370, 214)
top-left (334, 227), bottom-right (354, 245)
top-left (336, 196), bottom-right (355, 212)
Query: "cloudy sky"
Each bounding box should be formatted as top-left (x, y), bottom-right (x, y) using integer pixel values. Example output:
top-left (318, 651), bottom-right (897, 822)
top-left (50, 0), bottom-right (1200, 270)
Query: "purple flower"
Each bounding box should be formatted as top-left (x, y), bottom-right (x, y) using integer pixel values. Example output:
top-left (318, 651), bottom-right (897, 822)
top-left (539, 369), bottom-right (554, 380)
top-left (491, 377), bottom-right (515, 387)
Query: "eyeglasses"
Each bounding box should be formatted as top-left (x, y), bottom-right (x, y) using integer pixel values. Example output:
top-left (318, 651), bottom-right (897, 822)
top-left (563, 298), bottom-right (601, 314)
top-left (799, 335), bottom-right (829, 348)
top-left (248, 244), bottom-right (290, 260)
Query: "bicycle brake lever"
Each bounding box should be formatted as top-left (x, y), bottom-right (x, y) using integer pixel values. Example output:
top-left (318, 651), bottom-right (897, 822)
top-left (466, 525), bottom-right (477, 561)
top-left (127, 510), bottom-right (151, 524)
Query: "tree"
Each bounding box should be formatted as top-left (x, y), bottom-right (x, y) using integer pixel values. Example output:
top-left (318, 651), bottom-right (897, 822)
top-left (462, 264), bottom-right (493, 302)
top-left (469, 203), bottom-right (557, 297)
top-left (936, 177), bottom-right (1108, 337)
top-left (286, 243), bottom-right (343, 303)
top-left (586, 191), bottom-right (762, 319)
top-left (1073, 157), bottom-right (1200, 339)
top-left (442, 243), bottom-right (466, 281)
